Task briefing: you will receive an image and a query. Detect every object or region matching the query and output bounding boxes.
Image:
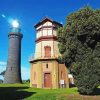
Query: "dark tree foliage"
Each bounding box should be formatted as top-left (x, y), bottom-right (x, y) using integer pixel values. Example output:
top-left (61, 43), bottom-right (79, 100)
top-left (0, 70), bottom-right (6, 77)
top-left (57, 6), bottom-right (100, 95)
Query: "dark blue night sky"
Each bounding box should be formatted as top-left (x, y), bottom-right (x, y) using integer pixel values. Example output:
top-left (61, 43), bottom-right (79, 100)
top-left (0, 0), bottom-right (100, 80)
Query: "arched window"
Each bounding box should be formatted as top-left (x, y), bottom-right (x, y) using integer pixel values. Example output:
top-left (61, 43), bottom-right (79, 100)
top-left (44, 46), bottom-right (51, 57)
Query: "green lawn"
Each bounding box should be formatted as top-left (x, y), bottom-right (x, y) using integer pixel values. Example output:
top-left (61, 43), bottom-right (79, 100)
top-left (0, 83), bottom-right (100, 100)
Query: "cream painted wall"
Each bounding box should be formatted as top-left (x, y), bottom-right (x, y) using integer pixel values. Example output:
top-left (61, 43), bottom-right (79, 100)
top-left (34, 42), bottom-right (42, 58)
top-left (53, 30), bottom-right (57, 36)
top-left (42, 21), bottom-right (52, 26)
top-left (48, 29), bottom-right (52, 35)
top-left (43, 22), bottom-right (48, 26)
top-left (54, 41), bottom-right (60, 57)
top-left (35, 40), bottom-right (60, 59)
top-left (47, 21), bottom-right (52, 26)
top-left (36, 21), bottom-right (53, 38)
top-left (37, 30), bottom-right (42, 38)
top-left (36, 21), bottom-right (52, 30)
top-left (34, 20), bottom-right (60, 59)
top-left (43, 29), bottom-right (48, 36)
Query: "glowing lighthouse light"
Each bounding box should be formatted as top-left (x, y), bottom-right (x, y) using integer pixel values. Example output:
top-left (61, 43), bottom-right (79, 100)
top-left (12, 20), bottom-right (19, 28)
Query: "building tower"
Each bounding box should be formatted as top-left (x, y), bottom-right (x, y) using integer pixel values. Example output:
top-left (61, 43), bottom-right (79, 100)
top-left (4, 20), bottom-right (23, 83)
top-left (29, 17), bottom-right (69, 89)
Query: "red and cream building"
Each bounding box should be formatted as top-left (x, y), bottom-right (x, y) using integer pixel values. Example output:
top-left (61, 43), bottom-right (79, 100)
top-left (29, 17), bottom-right (69, 89)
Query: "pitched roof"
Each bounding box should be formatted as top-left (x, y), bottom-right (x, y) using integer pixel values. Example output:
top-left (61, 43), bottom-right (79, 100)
top-left (34, 17), bottom-right (62, 28)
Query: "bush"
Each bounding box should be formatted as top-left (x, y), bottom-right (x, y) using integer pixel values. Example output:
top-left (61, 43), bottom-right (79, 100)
top-left (72, 55), bottom-right (100, 95)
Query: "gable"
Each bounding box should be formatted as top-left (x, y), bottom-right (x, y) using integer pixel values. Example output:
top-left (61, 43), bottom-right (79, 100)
top-left (34, 17), bottom-right (62, 29)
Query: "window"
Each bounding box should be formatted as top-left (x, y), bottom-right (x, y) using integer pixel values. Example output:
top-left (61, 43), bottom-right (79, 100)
top-left (46, 63), bottom-right (48, 68)
top-left (44, 46), bottom-right (51, 57)
top-left (48, 29), bottom-right (52, 35)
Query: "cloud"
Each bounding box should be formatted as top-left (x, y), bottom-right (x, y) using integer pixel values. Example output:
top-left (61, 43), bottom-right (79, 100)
top-left (0, 61), bottom-right (30, 80)
top-left (0, 61), bottom-right (7, 66)
top-left (0, 61), bottom-right (7, 80)
top-left (0, 61), bottom-right (6, 73)
top-left (1, 14), bottom-right (6, 18)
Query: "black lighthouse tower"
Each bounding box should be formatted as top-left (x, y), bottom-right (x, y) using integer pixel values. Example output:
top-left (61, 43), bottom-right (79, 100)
top-left (4, 20), bottom-right (23, 83)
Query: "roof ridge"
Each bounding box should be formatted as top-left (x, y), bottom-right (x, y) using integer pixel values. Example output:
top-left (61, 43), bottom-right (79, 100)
top-left (34, 17), bottom-right (62, 28)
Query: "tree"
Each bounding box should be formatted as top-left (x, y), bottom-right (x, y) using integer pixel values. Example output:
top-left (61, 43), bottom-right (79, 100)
top-left (0, 70), bottom-right (6, 77)
top-left (57, 6), bottom-right (100, 95)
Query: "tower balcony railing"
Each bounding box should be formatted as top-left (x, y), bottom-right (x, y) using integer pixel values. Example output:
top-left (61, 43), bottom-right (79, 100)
top-left (29, 51), bottom-right (60, 62)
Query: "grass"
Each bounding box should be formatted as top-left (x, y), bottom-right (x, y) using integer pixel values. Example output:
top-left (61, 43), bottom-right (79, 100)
top-left (0, 83), bottom-right (100, 100)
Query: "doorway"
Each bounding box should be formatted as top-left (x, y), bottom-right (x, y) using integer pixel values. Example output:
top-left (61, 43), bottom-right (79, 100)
top-left (44, 73), bottom-right (52, 88)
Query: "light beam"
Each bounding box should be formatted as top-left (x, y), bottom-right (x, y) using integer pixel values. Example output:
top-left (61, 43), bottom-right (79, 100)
top-left (12, 20), bottom-right (19, 28)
